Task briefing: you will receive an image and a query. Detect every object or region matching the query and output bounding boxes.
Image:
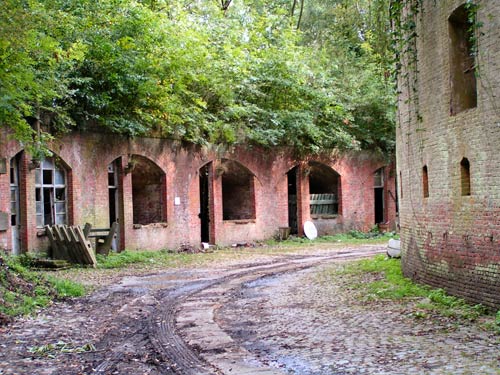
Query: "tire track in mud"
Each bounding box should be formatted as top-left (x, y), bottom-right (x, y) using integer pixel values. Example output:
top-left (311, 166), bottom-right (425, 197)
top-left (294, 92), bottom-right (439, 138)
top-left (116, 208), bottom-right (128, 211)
top-left (143, 246), bottom-right (385, 374)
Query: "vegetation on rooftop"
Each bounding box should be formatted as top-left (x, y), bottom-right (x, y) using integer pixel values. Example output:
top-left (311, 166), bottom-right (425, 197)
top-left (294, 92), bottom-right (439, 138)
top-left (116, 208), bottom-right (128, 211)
top-left (1, 0), bottom-right (395, 157)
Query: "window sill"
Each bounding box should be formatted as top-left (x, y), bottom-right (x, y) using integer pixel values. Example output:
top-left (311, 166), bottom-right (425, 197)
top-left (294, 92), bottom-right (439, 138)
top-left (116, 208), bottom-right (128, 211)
top-left (223, 219), bottom-right (256, 225)
top-left (133, 222), bottom-right (168, 229)
top-left (311, 214), bottom-right (338, 220)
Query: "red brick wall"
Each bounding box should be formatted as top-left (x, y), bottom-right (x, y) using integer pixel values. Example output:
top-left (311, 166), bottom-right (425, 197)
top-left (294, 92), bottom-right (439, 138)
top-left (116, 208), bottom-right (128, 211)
top-left (396, 0), bottom-right (500, 308)
top-left (0, 131), bottom-right (396, 252)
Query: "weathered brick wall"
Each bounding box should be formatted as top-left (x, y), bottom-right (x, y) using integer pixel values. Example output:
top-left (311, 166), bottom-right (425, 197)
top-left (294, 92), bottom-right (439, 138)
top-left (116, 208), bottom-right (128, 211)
top-left (0, 131), bottom-right (396, 252)
top-left (397, 0), bottom-right (500, 308)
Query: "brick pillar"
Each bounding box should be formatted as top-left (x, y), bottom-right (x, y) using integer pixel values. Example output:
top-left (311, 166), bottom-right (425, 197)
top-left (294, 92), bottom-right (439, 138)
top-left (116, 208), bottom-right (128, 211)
top-left (121, 156), bottom-right (133, 251)
top-left (212, 160), bottom-right (223, 244)
top-left (207, 162), bottom-right (216, 244)
top-left (116, 157), bottom-right (126, 252)
top-left (385, 163), bottom-right (397, 230)
top-left (296, 163), bottom-right (311, 237)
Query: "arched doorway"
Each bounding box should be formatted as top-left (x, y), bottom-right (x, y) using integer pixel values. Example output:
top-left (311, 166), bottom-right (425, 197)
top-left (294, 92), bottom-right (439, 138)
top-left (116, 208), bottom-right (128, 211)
top-left (130, 155), bottom-right (167, 225)
top-left (308, 162), bottom-right (340, 217)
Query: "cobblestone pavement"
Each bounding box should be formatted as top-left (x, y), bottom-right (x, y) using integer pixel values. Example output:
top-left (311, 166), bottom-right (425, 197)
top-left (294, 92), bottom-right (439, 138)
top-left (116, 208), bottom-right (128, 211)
top-left (217, 264), bottom-right (500, 375)
top-left (1, 245), bottom-right (499, 374)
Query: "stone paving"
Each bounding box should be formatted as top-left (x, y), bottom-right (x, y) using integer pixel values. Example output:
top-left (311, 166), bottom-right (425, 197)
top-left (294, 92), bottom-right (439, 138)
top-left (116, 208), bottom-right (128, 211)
top-left (1, 245), bottom-right (499, 374)
top-left (217, 264), bottom-right (500, 375)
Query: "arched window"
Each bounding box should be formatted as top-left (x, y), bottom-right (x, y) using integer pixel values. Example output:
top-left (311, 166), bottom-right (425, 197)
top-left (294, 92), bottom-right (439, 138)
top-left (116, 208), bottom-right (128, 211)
top-left (220, 159), bottom-right (256, 220)
top-left (35, 157), bottom-right (68, 227)
top-left (308, 162), bottom-right (340, 216)
top-left (460, 158), bottom-right (471, 196)
top-left (130, 155), bottom-right (166, 225)
top-left (449, 4), bottom-right (477, 115)
top-left (422, 165), bottom-right (429, 198)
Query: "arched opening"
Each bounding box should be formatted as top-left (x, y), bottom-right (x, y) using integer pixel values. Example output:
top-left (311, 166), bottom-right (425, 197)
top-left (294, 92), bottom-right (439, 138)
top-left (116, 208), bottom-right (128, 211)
top-left (35, 156), bottom-right (70, 227)
top-left (130, 155), bottom-right (166, 225)
top-left (422, 165), bottom-right (429, 198)
top-left (449, 4), bottom-right (477, 115)
top-left (220, 159), bottom-right (256, 221)
top-left (308, 162), bottom-right (340, 217)
top-left (460, 157), bottom-right (471, 196)
top-left (374, 167), bottom-right (385, 224)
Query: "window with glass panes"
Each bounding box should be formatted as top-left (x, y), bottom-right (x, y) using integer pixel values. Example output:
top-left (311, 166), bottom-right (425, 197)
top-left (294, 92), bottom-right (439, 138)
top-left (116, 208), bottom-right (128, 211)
top-left (35, 158), bottom-right (67, 227)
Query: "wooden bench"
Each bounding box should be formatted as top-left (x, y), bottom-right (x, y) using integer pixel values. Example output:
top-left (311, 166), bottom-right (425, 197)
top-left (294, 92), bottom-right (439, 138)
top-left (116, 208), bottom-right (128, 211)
top-left (83, 222), bottom-right (118, 255)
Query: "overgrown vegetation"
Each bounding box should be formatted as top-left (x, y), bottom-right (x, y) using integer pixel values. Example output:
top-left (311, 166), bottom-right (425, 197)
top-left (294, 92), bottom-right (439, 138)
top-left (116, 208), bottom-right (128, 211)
top-left (1, 0), bottom-right (395, 157)
top-left (0, 256), bottom-right (85, 323)
top-left (331, 255), bottom-right (498, 327)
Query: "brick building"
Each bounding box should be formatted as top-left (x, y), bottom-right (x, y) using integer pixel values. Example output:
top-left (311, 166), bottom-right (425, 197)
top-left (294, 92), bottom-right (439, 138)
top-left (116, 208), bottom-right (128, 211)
top-left (0, 130), bottom-right (396, 254)
top-left (396, 1), bottom-right (500, 308)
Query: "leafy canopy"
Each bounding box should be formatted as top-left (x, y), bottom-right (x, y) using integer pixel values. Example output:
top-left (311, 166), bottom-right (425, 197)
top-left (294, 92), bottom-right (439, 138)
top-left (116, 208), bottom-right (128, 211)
top-left (0, 0), bottom-right (395, 156)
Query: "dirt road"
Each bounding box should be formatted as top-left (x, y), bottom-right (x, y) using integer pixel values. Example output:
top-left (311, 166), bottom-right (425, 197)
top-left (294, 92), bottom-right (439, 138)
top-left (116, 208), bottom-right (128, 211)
top-left (1, 244), bottom-right (499, 375)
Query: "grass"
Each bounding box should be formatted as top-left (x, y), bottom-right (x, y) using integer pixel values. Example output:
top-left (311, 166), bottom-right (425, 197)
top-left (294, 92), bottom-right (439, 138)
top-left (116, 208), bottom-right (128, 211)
top-left (331, 254), bottom-right (495, 325)
top-left (0, 255), bottom-right (86, 320)
top-left (266, 230), bottom-right (398, 247)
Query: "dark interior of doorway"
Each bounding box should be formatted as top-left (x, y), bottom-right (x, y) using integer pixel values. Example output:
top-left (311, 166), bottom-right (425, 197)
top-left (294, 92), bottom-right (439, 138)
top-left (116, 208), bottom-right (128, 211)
top-left (374, 187), bottom-right (384, 224)
top-left (108, 165), bottom-right (117, 226)
top-left (287, 167), bottom-right (298, 234)
top-left (199, 164), bottom-right (210, 243)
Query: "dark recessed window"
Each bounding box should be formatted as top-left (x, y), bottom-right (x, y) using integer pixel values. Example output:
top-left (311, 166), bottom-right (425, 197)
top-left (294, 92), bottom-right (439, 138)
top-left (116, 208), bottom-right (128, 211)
top-left (131, 155), bottom-right (166, 224)
top-left (423, 165), bottom-right (429, 198)
top-left (221, 160), bottom-right (256, 221)
top-left (460, 158), bottom-right (471, 196)
top-left (449, 4), bottom-right (477, 115)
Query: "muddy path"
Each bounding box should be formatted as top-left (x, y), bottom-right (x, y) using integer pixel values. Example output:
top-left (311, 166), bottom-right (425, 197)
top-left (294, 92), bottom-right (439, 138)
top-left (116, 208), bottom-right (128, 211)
top-left (0, 245), bottom-right (384, 375)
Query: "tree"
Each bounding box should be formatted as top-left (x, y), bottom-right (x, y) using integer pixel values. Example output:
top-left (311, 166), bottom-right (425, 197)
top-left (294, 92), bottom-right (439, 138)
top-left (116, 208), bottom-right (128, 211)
top-left (1, 0), bottom-right (395, 157)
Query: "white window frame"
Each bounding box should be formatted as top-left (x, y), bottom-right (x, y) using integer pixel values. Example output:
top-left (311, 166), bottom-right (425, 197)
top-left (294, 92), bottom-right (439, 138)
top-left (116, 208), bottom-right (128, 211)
top-left (35, 157), bottom-right (67, 227)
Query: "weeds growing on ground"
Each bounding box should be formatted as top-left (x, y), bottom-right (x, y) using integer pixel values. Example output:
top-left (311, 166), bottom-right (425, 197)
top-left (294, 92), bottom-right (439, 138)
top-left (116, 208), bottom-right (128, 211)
top-left (0, 256), bottom-right (86, 320)
top-left (267, 230), bottom-right (398, 247)
top-left (330, 254), bottom-right (495, 326)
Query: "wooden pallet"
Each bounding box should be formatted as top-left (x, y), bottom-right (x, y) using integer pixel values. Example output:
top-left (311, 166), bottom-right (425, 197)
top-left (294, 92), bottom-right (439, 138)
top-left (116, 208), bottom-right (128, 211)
top-left (45, 225), bottom-right (97, 267)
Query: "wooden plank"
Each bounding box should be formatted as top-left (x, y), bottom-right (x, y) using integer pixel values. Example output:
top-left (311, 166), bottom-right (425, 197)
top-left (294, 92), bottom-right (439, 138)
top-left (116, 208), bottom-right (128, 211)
top-left (52, 225), bottom-right (72, 262)
top-left (83, 223), bottom-right (92, 239)
top-left (45, 226), bottom-right (63, 260)
top-left (74, 226), bottom-right (97, 268)
top-left (68, 226), bottom-right (88, 265)
top-left (61, 225), bottom-right (82, 264)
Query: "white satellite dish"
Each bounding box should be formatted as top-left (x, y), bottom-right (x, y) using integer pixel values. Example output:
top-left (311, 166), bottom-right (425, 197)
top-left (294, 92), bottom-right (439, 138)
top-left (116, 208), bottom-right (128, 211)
top-left (303, 220), bottom-right (318, 240)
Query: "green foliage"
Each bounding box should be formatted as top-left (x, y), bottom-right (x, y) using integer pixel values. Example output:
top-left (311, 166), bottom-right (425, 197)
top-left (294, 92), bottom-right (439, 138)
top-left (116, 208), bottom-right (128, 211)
top-left (95, 250), bottom-right (167, 269)
top-left (337, 254), bottom-right (429, 299)
top-left (0, 256), bottom-right (85, 319)
top-left (1, 0), bottom-right (395, 156)
top-left (268, 231), bottom-right (396, 247)
top-left (335, 255), bottom-right (492, 323)
top-left (46, 277), bottom-right (86, 298)
top-left (29, 341), bottom-right (95, 358)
